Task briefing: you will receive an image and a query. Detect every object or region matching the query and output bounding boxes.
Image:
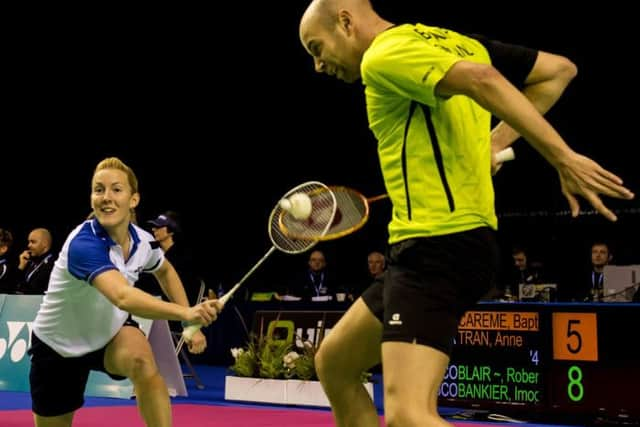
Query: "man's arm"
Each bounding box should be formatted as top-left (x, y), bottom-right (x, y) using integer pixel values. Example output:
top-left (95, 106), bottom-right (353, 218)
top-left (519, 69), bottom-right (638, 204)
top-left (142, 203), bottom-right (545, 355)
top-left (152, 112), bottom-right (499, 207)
top-left (491, 51), bottom-right (577, 152)
top-left (153, 259), bottom-right (189, 306)
top-left (153, 259), bottom-right (213, 353)
top-left (435, 60), bottom-right (634, 221)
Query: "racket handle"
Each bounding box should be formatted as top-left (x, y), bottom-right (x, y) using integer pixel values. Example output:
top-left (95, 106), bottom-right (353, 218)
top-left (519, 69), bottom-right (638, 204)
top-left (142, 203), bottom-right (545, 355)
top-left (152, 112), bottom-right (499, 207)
top-left (219, 290), bottom-right (233, 305)
top-left (182, 247), bottom-right (276, 342)
top-left (495, 147), bottom-right (515, 163)
top-left (182, 323), bottom-right (202, 341)
top-left (181, 291), bottom-right (233, 341)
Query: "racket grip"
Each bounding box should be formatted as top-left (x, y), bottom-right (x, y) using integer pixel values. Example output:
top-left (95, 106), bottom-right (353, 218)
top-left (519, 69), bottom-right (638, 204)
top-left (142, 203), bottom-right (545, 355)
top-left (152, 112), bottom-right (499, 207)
top-left (182, 323), bottom-right (202, 341)
top-left (219, 291), bottom-right (232, 305)
top-left (495, 147), bottom-right (515, 163)
top-left (182, 293), bottom-right (230, 341)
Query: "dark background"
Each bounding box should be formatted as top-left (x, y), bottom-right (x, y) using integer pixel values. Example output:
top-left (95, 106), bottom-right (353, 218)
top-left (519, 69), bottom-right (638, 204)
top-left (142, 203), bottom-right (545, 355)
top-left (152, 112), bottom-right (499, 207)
top-left (3, 2), bottom-right (638, 295)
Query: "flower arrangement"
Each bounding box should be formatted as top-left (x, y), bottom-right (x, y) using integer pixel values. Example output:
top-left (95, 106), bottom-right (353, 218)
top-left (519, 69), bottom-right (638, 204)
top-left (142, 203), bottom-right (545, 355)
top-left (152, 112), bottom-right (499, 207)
top-left (229, 333), bottom-right (318, 381)
top-left (229, 333), bottom-right (372, 383)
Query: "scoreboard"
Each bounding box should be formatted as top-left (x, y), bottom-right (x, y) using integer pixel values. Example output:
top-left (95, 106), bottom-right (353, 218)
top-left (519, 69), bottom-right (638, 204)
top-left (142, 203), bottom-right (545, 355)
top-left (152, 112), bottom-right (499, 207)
top-left (440, 310), bottom-right (545, 408)
top-left (439, 302), bottom-right (640, 423)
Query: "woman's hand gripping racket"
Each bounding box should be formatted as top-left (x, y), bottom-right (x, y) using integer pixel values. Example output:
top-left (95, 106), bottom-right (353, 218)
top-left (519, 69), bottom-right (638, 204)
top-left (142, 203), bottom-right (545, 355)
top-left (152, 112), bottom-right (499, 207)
top-left (176, 181), bottom-right (337, 353)
top-left (278, 148), bottom-right (515, 242)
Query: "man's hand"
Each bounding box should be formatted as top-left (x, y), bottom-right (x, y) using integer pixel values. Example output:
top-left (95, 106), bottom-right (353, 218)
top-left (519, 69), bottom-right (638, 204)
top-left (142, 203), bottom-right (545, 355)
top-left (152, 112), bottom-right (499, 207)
top-left (18, 250), bottom-right (31, 270)
top-left (557, 152), bottom-right (634, 221)
top-left (491, 148), bottom-right (504, 176)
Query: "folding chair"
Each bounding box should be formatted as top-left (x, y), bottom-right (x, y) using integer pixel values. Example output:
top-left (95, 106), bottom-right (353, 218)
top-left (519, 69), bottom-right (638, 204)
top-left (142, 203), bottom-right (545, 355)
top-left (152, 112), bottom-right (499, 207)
top-left (172, 279), bottom-right (206, 390)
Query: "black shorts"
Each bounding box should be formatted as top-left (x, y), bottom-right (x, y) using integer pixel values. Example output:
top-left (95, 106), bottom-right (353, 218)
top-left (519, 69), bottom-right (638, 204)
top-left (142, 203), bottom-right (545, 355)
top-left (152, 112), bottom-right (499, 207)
top-left (361, 227), bottom-right (498, 356)
top-left (29, 318), bottom-right (140, 417)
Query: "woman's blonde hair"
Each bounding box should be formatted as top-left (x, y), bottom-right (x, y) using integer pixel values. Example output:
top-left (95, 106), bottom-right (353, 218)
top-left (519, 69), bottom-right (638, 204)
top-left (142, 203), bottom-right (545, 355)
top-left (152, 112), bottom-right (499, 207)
top-left (88, 157), bottom-right (140, 223)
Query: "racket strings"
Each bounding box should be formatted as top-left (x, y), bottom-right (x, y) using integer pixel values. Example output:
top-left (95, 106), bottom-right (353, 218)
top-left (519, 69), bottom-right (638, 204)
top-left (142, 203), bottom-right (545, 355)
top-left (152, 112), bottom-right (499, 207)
top-left (325, 188), bottom-right (368, 235)
top-left (269, 182), bottom-right (336, 253)
top-left (279, 186), bottom-right (369, 240)
top-left (279, 189), bottom-right (336, 240)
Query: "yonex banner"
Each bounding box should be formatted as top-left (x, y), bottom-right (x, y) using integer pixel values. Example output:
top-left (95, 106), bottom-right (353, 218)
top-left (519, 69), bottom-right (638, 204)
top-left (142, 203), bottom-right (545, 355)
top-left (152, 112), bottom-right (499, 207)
top-left (0, 294), bottom-right (40, 392)
top-left (0, 294), bottom-right (185, 398)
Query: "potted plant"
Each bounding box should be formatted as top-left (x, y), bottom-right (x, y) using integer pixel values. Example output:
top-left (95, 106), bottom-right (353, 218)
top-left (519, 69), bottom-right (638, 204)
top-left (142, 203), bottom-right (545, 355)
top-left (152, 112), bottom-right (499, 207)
top-left (225, 333), bottom-right (373, 406)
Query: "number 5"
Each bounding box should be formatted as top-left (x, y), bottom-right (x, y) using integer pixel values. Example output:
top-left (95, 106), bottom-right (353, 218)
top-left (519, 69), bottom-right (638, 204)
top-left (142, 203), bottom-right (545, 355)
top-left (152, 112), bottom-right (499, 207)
top-left (566, 319), bottom-right (582, 354)
top-left (553, 313), bottom-right (597, 362)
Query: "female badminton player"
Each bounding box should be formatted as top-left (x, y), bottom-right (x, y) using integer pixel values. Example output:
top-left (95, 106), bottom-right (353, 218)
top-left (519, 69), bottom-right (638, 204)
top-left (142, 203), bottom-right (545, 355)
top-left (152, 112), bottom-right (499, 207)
top-left (28, 157), bottom-right (222, 427)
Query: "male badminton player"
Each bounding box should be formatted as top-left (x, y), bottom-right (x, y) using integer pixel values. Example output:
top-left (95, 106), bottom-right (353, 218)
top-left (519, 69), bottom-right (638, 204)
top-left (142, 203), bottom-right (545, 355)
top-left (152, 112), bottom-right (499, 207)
top-left (298, 1), bottom-right (635, 426)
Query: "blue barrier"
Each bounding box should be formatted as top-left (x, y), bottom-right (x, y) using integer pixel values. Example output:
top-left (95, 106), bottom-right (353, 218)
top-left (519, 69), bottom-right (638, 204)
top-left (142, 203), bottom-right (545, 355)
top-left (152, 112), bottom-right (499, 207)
top-left (0, 294), bottom-right (185, 399)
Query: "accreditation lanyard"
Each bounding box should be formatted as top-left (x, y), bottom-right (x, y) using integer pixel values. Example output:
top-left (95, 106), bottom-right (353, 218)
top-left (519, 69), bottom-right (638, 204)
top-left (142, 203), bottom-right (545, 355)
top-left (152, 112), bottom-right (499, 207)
top-left (591, 271), bottom-right (604, 291)
top-left (310, 272), bottom-right (325, 296)
top-left (26, 254), bottom-right (51, 283)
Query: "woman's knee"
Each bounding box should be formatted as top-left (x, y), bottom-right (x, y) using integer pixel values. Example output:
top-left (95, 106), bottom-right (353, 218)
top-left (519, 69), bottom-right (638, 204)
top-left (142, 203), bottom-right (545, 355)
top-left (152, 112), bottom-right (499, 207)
top-left (121, 351), bottom-right (158, 381)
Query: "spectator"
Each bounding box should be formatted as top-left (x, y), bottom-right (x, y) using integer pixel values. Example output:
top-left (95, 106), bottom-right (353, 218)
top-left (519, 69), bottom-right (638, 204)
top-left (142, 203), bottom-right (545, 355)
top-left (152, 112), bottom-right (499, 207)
top-left (287, 250), bottom-right (340, 300)
top-left (584, 241), bottom-right (612, 302)
top-left (0, 228), bottom-right (17, 294)
top-left (138, 211), bottom-right (202, 306)
top-left (505, 246), bottom-right (546, 299)
top-left (351, 251), bottom-right (386, 301)
top-left (367, 251), bottom-right (386, 278)
top-left (16, 228), bottom-right (54, 295)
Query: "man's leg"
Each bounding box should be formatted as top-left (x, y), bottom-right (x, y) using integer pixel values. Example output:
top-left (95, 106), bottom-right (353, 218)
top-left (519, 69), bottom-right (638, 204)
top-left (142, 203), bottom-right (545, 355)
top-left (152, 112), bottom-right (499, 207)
top-left (382, 342), bottom-right (452, 427)
top-left (315, 298), bottom-right (383, 427)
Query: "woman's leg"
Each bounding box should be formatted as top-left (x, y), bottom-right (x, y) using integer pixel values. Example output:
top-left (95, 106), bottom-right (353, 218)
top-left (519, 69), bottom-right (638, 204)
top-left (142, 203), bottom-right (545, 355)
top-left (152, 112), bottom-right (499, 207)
top-left (104, 326), bottom-right (171, 427)
top-left (34, 411), bottom-right (75, 427)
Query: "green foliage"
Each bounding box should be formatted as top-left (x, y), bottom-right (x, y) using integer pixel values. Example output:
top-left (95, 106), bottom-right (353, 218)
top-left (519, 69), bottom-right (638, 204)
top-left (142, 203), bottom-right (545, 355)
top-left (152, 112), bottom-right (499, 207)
top-left (229, 333), bottom-right (370, 383)
top-left (292, 352), bottom-right (316, 381)
top-left (229, 336), bottom-right (258, 377)
top-left (258, 336), bottom-right (291, 379)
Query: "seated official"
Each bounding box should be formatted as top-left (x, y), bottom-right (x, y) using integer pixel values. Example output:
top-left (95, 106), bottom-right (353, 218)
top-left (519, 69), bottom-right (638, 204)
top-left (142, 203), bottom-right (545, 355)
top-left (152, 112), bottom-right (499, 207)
top-left (349, 250), bottom-right (386, 301)
top-left (0, 228), bottom-right (17, 294)
top-left (16, 228), bottom-right (55, 295)
top-left (285, 250), bottom-right (340, 301)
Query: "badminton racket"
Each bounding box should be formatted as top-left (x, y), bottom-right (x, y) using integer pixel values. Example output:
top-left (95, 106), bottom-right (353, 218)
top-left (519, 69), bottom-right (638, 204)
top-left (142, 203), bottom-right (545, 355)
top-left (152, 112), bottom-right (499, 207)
top-left (279, 186), bottom-right (387, 242)
top-left (176, 181), bottom-right (337, 353)
top-left (278, 147), bottom-right (515, 242)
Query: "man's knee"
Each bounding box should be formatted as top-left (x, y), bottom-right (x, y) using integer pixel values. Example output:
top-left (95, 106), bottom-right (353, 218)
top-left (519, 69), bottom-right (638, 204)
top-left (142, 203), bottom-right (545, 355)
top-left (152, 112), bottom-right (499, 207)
top-left (385, 408), bottom-right (441, 427)
top-left (314, 342), bottom-right (332, 378)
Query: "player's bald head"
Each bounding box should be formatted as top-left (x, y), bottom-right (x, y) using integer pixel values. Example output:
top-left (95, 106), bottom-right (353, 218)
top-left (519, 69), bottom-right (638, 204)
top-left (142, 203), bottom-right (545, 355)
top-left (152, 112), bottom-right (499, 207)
top-left (300, 0), bottom-right (370, 36)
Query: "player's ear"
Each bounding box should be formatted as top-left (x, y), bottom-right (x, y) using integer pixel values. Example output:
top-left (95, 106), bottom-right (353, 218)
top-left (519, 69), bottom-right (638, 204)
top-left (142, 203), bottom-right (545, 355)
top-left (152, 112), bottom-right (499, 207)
top-left (337, 9), bottom-right (353, 34)
top-left (130, 192), bottom-right (140, 209)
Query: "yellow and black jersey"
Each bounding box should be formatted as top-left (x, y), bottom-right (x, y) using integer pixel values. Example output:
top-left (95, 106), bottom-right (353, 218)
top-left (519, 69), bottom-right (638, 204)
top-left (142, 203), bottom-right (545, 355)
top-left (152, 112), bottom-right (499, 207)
top-left (362, 23), bottom-right (534, 244)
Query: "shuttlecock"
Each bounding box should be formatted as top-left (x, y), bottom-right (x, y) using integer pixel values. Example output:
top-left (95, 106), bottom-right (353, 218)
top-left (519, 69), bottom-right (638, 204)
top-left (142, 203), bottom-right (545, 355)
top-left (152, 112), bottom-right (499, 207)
top-left (495, 147), bottom-right (515, 163)
top-left (280, 192), bottom-right (312, 220)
